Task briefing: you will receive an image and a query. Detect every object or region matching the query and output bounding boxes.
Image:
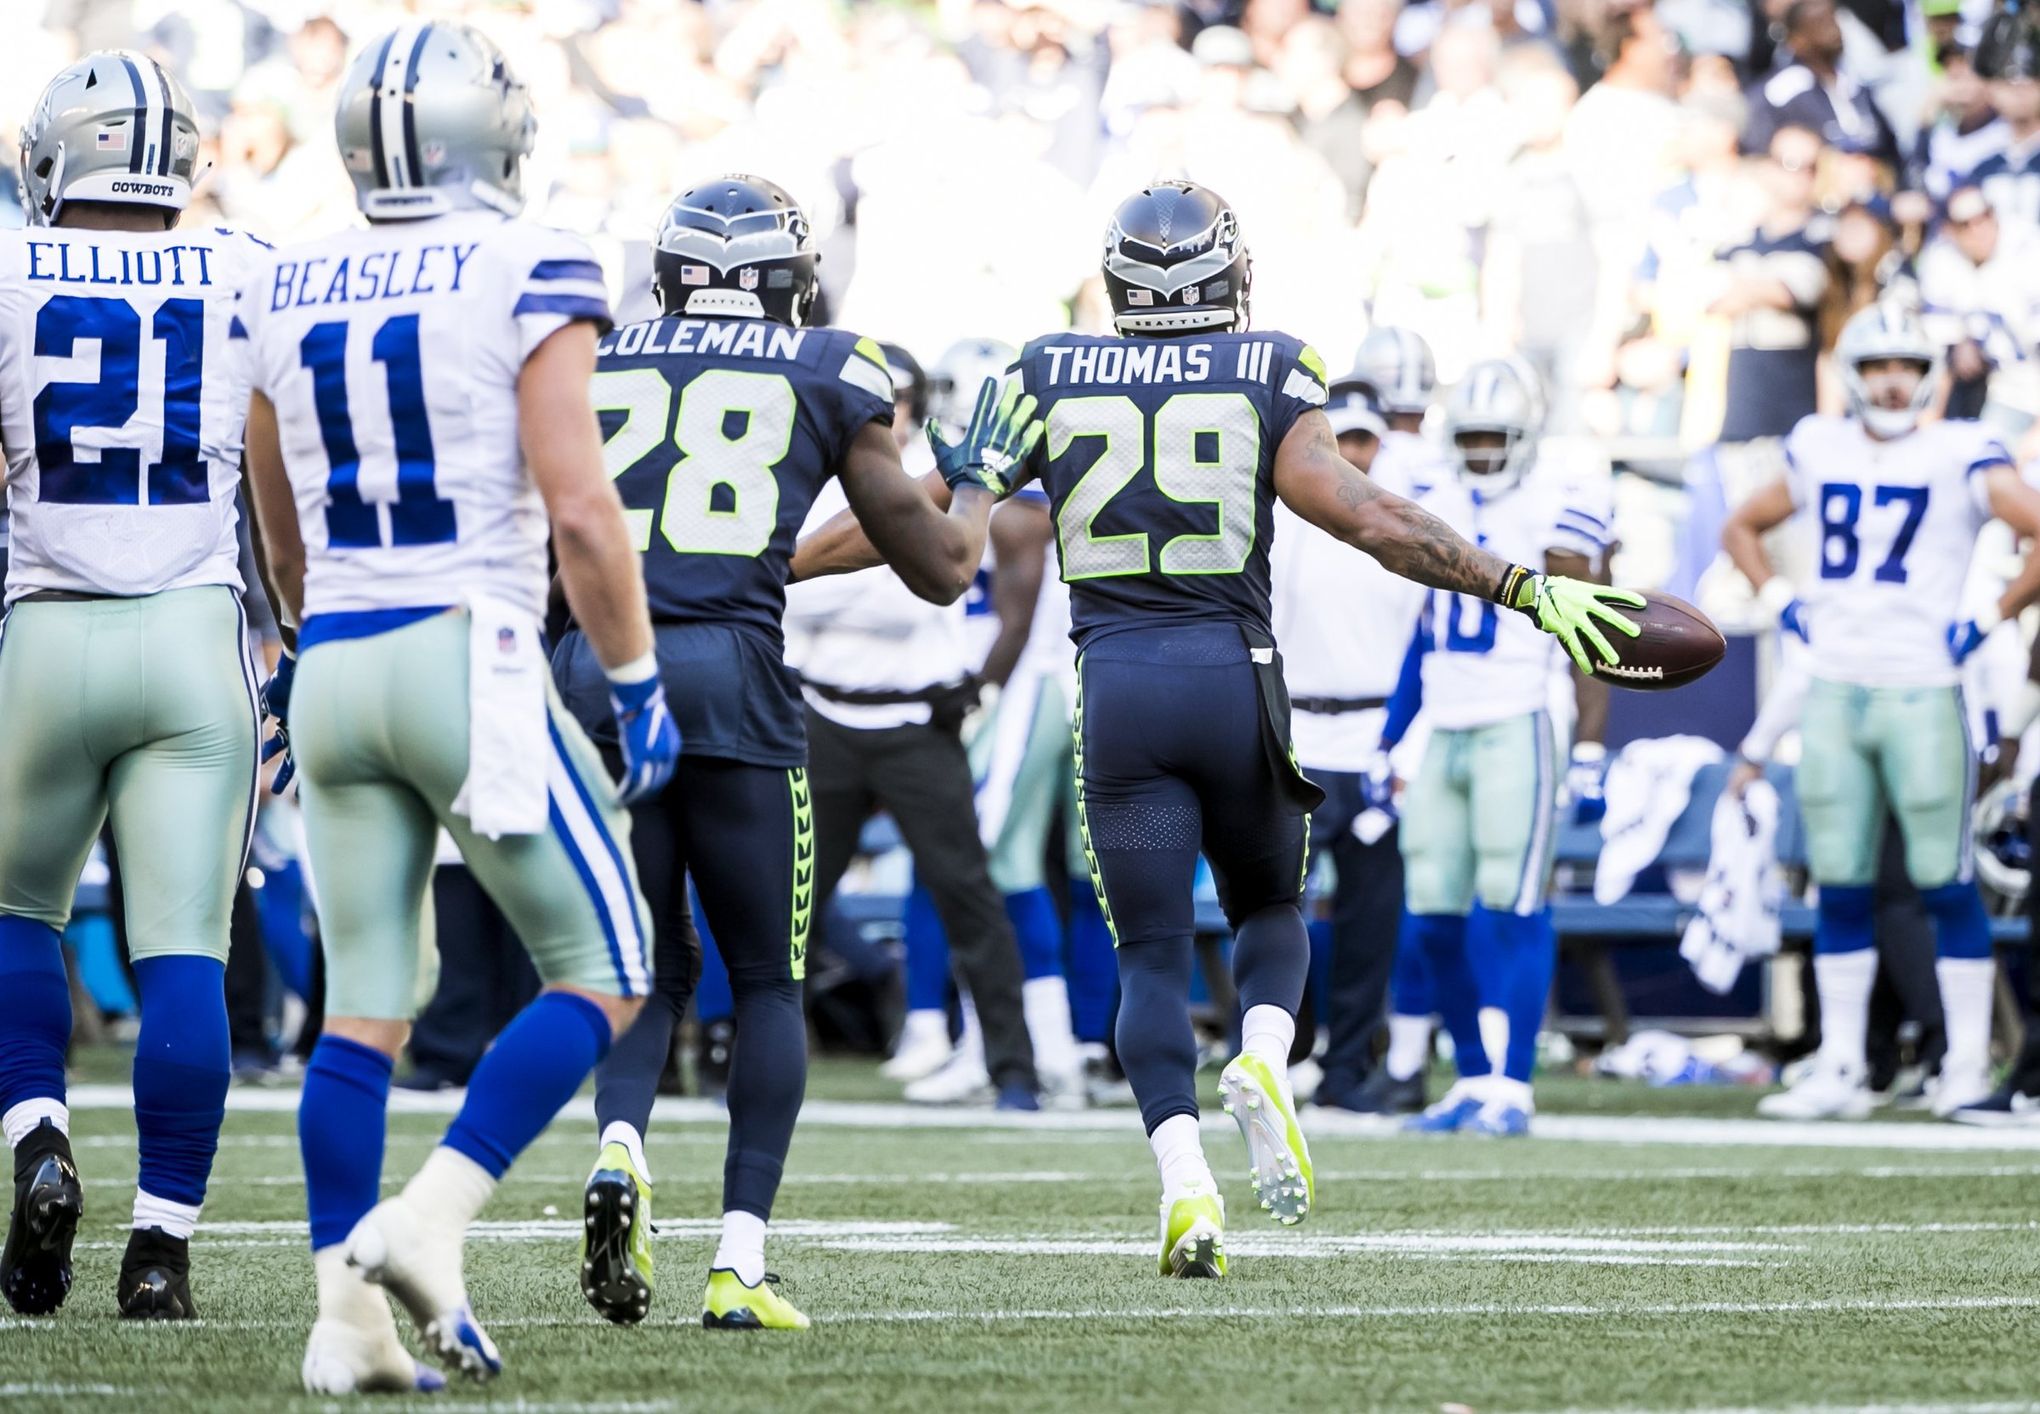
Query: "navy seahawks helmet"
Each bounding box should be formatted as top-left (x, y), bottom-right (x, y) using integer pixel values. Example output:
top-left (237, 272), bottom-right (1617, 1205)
top-left (651, 175), bottom-right (818, 326)
top-left (1101, 181), bottom-right (1251, 337)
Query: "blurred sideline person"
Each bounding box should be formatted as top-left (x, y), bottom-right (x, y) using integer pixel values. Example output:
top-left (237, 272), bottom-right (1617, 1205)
top-left (1384, 357), bottom-right (1618, 1137)
top-left (0, 53), bottom-right (264, 1321)
top-left (1271, 378), bottom-right (1427, 1113)
top-left (239, 24), bottom-right (679, 1390)
top-left (794, 180), bottom-right (1644, 1277)
top-left (1723, 302), bottom-right (2040, 1121)
top-left (782, 340), bottom-right (1041, 1112)
top-left (557, 182), bottom-right (1009, 1331)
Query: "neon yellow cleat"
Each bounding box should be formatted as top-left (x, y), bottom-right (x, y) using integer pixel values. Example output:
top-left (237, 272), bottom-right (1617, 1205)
top-left (580, 1142), bottom-right (653, 1325)
top-left (702, 1268), bottom-right (810, 1330)
top-left (1218, 1054), bottom-right (1315, 1225)
top-left (1158, 1183), bottom-right (1226, 1278)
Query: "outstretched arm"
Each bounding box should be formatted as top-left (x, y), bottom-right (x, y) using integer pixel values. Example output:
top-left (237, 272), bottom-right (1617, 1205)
top-left (833, 419), bottom-right (993, 605)
top-left (791, 465), bottom-right (951, 583)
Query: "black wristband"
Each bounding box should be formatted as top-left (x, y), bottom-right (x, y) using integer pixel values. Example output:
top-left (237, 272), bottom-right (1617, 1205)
top-left (1493, 563), bottom-right (1533, 608)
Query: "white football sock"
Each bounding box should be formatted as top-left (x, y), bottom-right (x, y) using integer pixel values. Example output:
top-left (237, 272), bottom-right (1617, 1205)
top-left (3, 1098), bottom-right (68, 1147)
top-left (1240, 1004), bottom-right (1296, 1074)
top-left (402, 1146), bottom-right (496, 1234)
top-left (713, 1210), bottom-right (767, 1286)
top-left (1022, 977), bottom-right (1081, 1076)
top-left (315, 1242), bottom-right (390, 1325)
top-left (1149, 1113), bottom-right (1214, 1200)
top-left (133, 1189), bottom-right (202, 1240)
top-left (1813, 949), bottom-right (1877, 1076)
top-left (894, 1009), bottom-right (948, 1051)
top-left (1477, 1006), bottom-right (1510, 1078)
top-left (1936, 957), bottom-right (1996, 1079)
top-left (1384, 1014), bottom-right (1432, 1082)
top-left (597, 1120), bottom-right (651, 1186)
top-left (954, 994), bottom-right (986, 1069)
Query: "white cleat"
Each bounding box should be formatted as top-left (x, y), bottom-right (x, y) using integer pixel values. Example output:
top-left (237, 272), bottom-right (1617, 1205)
top-left (345, 1197), bottom-right (501, 1382)
top-left (302, 1315), bottom-right (447, 1396)
top-left (1930, 1067), bottom-right (1997, 1119)
top-left (880, 1013), bottom-right (956, 1082)
top-left (1756, 1064), bottom-right (1874, 1121)
top-left (903, 1052), bottom-right (994, 1105)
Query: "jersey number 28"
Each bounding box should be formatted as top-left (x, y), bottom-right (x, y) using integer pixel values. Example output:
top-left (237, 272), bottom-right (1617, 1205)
top-left (591, 367), bottom-right (791, 557)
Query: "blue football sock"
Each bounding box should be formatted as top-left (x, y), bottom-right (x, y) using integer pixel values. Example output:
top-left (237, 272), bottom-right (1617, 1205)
top-left (444, 991), bottom-right (612, 1180)
top-left (1066, 879), bottom-right (1117, 1044)
top-left (693, 890), bottom-right (733, 1024)
top-left (1004, 887), bottom-right (1064, 982)
top-left (299, 1036), bottom-right (393, 1251)
top-left (1814, 884), bottom-right (1875, 956)
top-left (1921, 881), bottom-right (1992, 960)
top-left (901, 879), bottom-right (952, 1014)
top-left (1388, 918), bottom-right (1435, 1018)
top-left (1408, 912), bottom-right (1489, 1077)
top-left (130, 956), bottom-right (229, 1210)
top-left (1487, 909), bottom-right (1557, 1084)
top-left (1465, 905), bottom-right (1509, 1013)
top-left (1308, 916), bottom-right (1334, 1017)
top-left (0, 915), bottom-right (69, 1122)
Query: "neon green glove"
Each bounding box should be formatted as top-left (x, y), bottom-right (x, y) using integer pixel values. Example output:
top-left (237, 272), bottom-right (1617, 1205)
top-left (927, 377), bottom-right (1043, 497)
top-left (1503, 571), bottom-right (1646, 675)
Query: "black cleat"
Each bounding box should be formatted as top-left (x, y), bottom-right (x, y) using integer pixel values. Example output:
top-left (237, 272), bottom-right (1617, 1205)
top-left (1320, 1067), bottom-right (1426, 1116)
top-left (118, 1226), bottom-right (196, 1320)
top-left (2, 1119), bottom-right (82, 1316)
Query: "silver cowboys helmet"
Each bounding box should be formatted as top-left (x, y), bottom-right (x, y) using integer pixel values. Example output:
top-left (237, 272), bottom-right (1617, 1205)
top-left (19, 51), bottom-right (202, 227)
top-left (1443, 356), bottom-right (1545, 490)
top-left (1836, 301), bottom-right (1940, 439)
top-left (1973, 776), bottom-right (2031, 909)
top-left (1351, 326), bottom-right (1436, 418)
top-left (336, 23), bottom-right (535, 220)
top-left (928, 338), bottom-right (1018, 431)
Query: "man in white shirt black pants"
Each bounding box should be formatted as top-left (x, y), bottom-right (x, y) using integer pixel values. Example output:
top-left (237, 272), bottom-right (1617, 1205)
top-left (1271, 380), bottom-right (1432, 1112)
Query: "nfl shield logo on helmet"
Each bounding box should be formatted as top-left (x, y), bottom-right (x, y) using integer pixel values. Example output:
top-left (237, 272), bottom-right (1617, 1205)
top-left (1181, 285), bottom-right (1200, 305)
top-left (739, 266), bottom-right (760, 292)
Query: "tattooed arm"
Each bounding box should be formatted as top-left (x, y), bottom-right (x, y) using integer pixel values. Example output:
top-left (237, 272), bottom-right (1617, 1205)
top-left (1273, 408), bottom-right (1514, 600)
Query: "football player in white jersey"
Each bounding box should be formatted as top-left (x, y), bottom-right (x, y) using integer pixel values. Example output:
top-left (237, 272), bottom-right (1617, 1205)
top-left (1271, 379), bottom-right (1432, 1113)
top-left (237, 24), bottom-right (677, 1391)
top-left (0, 53), bottom-right (268, 1322)
top-left (1379, 357), bottom-right (1622, 1135)
top-left (1724, 302), bottom-right (2040, 1120)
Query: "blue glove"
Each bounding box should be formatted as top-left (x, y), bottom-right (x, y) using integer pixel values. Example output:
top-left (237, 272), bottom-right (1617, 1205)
top-left (260, 651), bottom-right (297, 796)
top-left (1359, 748), bottom-right (1398, 818)
top-left (1948, 613), bottom-right (1998, 665)
top-left (1778, 598), bottom-right (1811, 644)
top-left (1566, 742), bottom-right (1608, 825)
top-left (610, 669), bottom-right (680, 806)
top-left (927, 377), bottom-right (1045, 496)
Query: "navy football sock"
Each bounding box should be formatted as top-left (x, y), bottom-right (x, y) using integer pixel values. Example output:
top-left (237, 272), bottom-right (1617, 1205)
top-left (1115, 936), bottom-right (1198, 1133)
top-left (130, 956), bottom-right (229, 1222)
top-left (299, 1036), bottom-right (392, 1251)
top-left (0, 915), bottom-right (69, 1130)
top-left (901, 880), bottom-right (952, 1014)
top-left (445, 991), bottom-right (611, 1180)
top-left (1232, 903), bottom-right (1311, 1016)
top-left (1066, 880), bottom-right (1118, 1044)
top-left (1813, 884), bottom-right (1875, 955)
top-left (722, 975), bottom-right (807, 1219)
top-left (593, 992), bottom-right (678, 1143)
top-left (1409, 912), bottom-right (1490, 1078)
top-left (1005, 886), bottom-right (1064, 981)
top-left (1494, 909), bottom-right (1557, 1084)
top-left (1921, 881), bottom-right (1992, 960)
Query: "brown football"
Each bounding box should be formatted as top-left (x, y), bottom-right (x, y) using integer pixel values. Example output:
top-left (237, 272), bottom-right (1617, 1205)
top-left (1587, 591), bottom-right (1725, 691)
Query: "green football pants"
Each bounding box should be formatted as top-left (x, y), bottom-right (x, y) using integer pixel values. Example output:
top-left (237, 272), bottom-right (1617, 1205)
top-left (1797, 678), bottom-right (1973, 889)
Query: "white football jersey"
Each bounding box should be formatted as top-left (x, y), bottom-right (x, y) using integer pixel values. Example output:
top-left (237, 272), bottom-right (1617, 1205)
top-left (1411, 454), bottom-right (1613, 732)
top-left (1784, 414), bottom-right (2008, 689)
top-left (234, 212), bottom-right (611, 622)
top-left (1271, 431), bottom-right (1441, 769)
top-left (0, 224), bottom-right (267, 603)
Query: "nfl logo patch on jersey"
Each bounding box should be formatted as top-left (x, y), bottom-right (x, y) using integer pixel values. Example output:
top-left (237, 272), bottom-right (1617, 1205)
top-left (739, 267), bottom-right (760, 291)
top-left (96, 128), bottom-right (127, 152)
top-left (497, 626), bottom-right (517, 654)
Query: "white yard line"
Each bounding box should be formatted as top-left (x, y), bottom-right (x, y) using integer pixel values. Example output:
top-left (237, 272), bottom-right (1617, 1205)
top-left (55, 1086), bottom-right (2040, 1150)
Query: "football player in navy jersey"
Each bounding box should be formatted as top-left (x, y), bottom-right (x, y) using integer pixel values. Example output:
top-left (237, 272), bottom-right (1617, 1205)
top-left (795, 180), bottom-right (1641, 1277)
top-left (553, 175), bottom-right (1031, 1330)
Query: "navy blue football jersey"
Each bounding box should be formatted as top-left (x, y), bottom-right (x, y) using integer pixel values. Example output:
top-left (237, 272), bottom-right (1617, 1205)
top-left (583, 315), bottom-right (893, 763)
top-left (1008, 330), bottom-right (1329, 648)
